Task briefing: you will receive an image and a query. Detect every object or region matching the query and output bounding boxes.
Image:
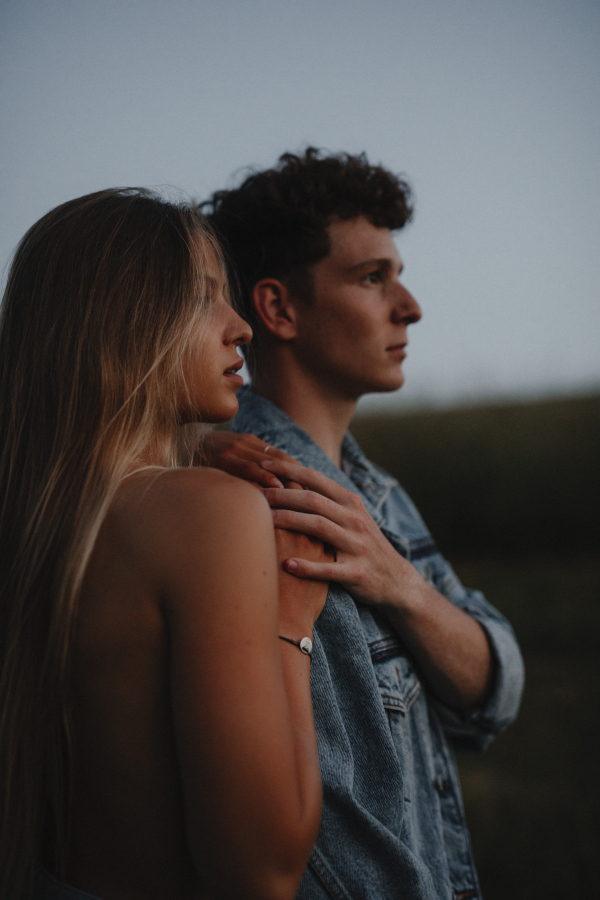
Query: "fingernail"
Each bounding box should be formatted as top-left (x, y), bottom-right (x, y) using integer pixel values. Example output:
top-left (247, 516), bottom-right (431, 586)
top-left (261, 460), bottom-right (274, 468)
top-left (285, 558), bottom-right (299, 571)
top-left (270, 478), bottom-right (284, 487)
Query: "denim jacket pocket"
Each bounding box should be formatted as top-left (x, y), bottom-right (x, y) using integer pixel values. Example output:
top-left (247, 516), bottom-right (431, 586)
top-left (369, 637), bottom-right (421, 714)
top-left (307, 846), bottom-right (354, 900)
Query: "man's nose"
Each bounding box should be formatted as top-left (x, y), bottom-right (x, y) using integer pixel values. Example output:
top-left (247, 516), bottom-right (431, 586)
top-left (391, 284), bottom-right (422, 325)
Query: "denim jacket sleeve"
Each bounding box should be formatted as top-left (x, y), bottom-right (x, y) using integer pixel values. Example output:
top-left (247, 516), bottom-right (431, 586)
top-left (380, 481), bottom-right (525, 752)
top-left (427, 559), bottom-right (524, 750)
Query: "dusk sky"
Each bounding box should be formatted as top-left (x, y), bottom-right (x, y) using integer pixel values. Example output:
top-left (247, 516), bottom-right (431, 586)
top-left (1, 0), bottom-right (598, 410)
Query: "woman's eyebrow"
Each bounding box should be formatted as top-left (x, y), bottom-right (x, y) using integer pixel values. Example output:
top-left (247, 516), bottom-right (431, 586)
top-left (203, 275), bottom-right (220, 296)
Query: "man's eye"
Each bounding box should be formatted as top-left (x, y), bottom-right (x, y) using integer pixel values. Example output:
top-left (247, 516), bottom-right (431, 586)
top-left (363, 270), bottom-right (382, 284)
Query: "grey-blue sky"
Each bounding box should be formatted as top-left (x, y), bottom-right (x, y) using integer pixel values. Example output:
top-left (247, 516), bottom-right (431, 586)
top-left (1, 0), bottom-right (598, 409)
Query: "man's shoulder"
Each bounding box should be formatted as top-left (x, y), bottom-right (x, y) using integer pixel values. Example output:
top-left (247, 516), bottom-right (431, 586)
top-left (232, 386), bottom-right (290, 435)
top-left (233, 387), bottom-right (430, 524)
top-left (233, 387), bottom-right (334, 468)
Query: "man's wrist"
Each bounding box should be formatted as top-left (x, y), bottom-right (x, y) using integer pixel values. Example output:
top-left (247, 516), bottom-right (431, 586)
top-left (376, 564), bottom-right (433, 619)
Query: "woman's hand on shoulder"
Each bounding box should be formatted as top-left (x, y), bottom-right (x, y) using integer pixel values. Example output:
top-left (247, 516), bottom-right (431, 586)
top-left (198, 429), bottom-right (298, 489)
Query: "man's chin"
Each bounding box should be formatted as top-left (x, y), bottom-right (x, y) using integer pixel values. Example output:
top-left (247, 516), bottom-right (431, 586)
top-left (338, 371), bottom-right (404, 401)
top-left (366, 373), bottom-right (405, 395)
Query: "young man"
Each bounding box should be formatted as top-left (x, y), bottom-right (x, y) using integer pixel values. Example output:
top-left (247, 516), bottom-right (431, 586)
top-left (200, 149), bottom-right (524, 900)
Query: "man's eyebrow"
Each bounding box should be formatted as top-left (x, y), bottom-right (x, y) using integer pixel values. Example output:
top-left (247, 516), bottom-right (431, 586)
top-left (346, 257), bottom-right (404, 275)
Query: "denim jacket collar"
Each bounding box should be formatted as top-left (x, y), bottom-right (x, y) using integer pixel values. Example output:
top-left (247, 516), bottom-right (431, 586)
top-left (232, 386), bottom-right (397, 528)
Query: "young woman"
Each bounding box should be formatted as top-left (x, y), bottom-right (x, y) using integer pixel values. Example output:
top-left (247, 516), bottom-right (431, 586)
top-left (0, 189), bottom-right (325, 900)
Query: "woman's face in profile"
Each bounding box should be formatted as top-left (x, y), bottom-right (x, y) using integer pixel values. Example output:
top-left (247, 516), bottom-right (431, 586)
top-left (180, 250), bottom-right (252, 424)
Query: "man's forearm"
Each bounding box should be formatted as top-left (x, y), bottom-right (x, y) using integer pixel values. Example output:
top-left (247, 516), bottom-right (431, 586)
top-left (382, 576), bottom-right (493, 709)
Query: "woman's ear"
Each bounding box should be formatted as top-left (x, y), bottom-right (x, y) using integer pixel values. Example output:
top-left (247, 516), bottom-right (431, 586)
top-left (252, 279), bottom-right (298, 340)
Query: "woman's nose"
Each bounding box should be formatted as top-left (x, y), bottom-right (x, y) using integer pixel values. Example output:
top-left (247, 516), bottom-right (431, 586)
top-left (230, 311), bottom-right (253, 346)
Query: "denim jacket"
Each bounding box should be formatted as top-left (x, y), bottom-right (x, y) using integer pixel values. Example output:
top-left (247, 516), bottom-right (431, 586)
top-left (233, 387), bottom-right (524, 900)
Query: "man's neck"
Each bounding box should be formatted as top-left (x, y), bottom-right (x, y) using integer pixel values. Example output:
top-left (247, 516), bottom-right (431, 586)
top-left (252, 362), bottom-right (357, 468)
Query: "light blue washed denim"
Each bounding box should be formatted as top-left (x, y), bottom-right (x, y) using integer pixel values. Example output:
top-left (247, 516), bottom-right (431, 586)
top-left (233, 387), bottom-right (525, 900)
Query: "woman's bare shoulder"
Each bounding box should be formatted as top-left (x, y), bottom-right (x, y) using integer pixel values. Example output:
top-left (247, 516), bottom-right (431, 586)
top-left (116, 464), bottom-right (265, 516)
top-left (110, 466), bottom-right (275, 581)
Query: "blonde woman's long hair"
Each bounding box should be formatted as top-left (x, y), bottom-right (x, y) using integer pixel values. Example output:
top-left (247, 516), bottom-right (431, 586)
top-left (0, 188), bottom-right (224, 899)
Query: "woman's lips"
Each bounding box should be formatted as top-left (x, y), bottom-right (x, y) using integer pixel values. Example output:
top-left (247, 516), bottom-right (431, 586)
top-left (223, 359), bottom-right (244, 385)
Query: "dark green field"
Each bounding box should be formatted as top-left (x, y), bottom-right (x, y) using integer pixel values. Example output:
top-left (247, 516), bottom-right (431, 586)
top-left (350, 393), bottom-right (600, 558)
top-left (453, 557), bottom-right (599, 899)
top-left (351, 395), bottom-right (600, 899)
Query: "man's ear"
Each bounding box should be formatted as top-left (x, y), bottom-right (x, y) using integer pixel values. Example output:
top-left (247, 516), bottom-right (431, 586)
top-left (253, 279), bottom-right (298, 340)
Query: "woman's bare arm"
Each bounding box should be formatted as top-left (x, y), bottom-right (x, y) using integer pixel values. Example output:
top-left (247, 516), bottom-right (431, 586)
top-left (146, 468), bottom-right (323, 900)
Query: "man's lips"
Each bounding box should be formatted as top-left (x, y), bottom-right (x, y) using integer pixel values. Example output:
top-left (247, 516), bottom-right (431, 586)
top-left (386, 343), bottom-right (407, 360)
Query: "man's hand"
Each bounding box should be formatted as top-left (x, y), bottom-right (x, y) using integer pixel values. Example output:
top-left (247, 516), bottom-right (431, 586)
top-left (198, 430), bottom-right (298, 490)
top-left (261, 459), bottom-right (418, 605)
top-left (261, 458), bottom-right (494, 710)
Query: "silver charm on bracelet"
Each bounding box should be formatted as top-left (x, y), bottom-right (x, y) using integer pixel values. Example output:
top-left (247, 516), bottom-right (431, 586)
top-left (278, 635), bottom-right (313, 657)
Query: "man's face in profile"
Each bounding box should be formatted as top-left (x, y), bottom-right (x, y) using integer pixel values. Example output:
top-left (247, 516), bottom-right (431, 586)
top-left (292, 216), bottom-right (422, 401)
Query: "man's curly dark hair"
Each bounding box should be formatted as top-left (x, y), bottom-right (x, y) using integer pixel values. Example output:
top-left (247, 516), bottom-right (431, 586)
top-left (200, 148), bottom-right (413, 371)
